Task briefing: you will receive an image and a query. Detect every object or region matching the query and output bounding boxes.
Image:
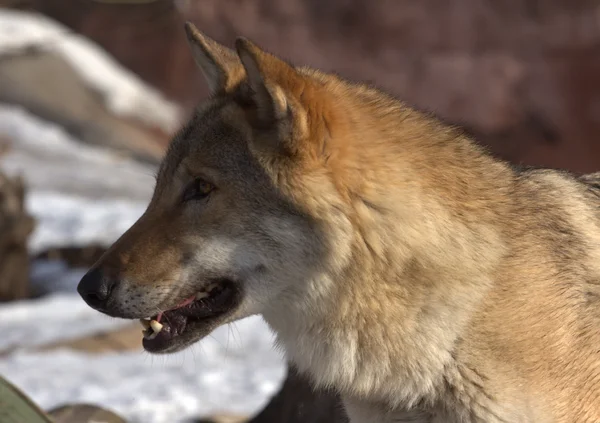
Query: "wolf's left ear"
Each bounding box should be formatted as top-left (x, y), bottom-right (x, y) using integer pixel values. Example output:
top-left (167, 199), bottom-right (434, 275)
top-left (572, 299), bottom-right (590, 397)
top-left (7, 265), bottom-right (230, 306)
top-left (235, 38), bottom-right (290, 123)
top-left (184, 22), bottom-right (241, 94)
top-left (235, 38), bottom-right (307, 153)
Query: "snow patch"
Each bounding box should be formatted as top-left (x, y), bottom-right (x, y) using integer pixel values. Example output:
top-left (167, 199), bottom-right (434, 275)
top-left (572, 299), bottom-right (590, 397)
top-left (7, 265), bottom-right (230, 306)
top-left (0, 104), bottom-right (156, 202)
top-left (0, 293), bottom-right (132, 351)
top-left (26, 191), bottom-right (145, 254)
top-left (0, 104), bottom-right (153, 252)
top-left (0, 294), bottom-right (285, 423)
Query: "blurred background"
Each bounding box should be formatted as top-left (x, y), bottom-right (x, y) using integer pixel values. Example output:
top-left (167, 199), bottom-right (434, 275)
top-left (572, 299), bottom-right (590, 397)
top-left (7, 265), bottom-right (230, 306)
top-left (0, 0), bottom-right (598, 422)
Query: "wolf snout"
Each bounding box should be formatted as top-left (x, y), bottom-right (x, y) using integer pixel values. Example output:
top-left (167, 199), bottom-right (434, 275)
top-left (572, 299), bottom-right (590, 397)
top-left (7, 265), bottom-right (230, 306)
top-left (77, 267), bottom-right (118, 312)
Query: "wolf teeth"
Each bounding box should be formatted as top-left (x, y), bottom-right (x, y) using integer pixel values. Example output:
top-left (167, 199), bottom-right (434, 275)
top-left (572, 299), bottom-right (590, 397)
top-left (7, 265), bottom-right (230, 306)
top-left (195, 282), bottom-right (220, 300)
top-left (145, 330), bottom-right (159, 340)
top-left (142, 320), bottom-right (164, 340)
top-left (195, 291), bottom-right (209, 300)
top-left (150, 320), bottom-right (163, 334)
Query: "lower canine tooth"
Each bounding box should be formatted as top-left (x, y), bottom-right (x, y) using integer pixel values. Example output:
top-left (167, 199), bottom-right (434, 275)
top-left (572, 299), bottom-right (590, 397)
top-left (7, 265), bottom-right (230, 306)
top-left (147, 331), bottom-right (159, 340)
top-left (150, 320), bottom-right (163, 333)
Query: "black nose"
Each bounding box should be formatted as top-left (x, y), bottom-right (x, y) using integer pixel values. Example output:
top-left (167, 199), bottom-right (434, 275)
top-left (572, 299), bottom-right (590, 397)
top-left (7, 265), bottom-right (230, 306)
top-left (77, 267), bottom-right (115, 311)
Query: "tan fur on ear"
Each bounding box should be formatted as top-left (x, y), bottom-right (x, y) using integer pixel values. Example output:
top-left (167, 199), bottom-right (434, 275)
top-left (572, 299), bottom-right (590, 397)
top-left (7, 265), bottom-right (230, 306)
top-left (235, 37), bottom-right (295, 125)
top-left (234, 37), bottom-right (312, 160)
top-left (184, 22), bottom-right (242, 94)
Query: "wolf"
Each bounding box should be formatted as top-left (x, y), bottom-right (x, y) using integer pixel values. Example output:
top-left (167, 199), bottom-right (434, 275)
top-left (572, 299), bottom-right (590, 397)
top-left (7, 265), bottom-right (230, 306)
top-left (77, 22), bottom-right (600, 422)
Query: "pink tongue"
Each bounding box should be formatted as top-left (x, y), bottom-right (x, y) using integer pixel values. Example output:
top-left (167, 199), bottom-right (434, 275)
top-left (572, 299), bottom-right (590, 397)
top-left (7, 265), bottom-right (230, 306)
top-left (155, 294), bottom-right (196, 323)
top-left (175, 295), bottom-right (196, 309)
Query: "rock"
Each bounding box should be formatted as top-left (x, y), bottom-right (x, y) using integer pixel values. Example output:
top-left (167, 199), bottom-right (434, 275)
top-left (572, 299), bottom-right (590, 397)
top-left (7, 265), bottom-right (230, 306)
top-left (0, 49), bottom-right (167, 164)
top-left (0, 373), bottom-right (126, 423)
top-left (0, 374), bottom-right (53, 423)
top-left (48, 404), bottom-right (126, 423)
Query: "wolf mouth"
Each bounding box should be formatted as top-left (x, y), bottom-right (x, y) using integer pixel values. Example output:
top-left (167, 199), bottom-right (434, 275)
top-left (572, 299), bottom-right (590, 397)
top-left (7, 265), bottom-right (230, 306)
top-left (140, 279), bottom-right (238, 353)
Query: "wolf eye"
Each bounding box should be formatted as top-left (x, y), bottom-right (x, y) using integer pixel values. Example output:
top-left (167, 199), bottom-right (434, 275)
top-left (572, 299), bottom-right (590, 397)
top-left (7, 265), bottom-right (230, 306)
top-left (182, 178), bottom-right (215, 202)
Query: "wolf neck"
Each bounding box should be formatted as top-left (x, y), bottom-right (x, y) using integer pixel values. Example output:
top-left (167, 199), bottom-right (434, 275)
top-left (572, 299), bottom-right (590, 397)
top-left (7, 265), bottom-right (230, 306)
top-left (265, 90), bottom-right (513, 409)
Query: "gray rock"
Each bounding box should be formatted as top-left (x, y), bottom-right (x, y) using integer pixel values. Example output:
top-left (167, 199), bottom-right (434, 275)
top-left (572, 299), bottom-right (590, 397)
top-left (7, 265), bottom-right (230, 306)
top-left (0, 50), bottom-right (167, 165)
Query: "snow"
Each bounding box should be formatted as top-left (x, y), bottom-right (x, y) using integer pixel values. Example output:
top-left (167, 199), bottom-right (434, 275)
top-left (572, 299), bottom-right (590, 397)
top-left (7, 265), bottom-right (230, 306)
top-left (0, 104), bottom-right (152, 253)
top-left (26, 192), bottom-right (147, 254)
top-left (0, 104), bottom-right (157, 202)
top-left (0, 297), bottom-right (286, 422)
top-left (0, 9), bottom-right (182, 133)
top-left (0, 293), bottom-right (132, 352)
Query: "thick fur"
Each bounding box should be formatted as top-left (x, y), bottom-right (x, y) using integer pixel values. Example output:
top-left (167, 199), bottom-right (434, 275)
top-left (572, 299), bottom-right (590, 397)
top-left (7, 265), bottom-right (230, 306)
top-left (87, 24), bottom-right (600, 422)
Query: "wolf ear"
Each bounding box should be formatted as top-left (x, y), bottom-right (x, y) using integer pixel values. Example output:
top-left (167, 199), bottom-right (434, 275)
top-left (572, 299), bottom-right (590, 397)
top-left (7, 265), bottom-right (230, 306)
top-left (235, 37), bottom-right (297, 130)
top-left (184, 22), bottom-right (241, 94)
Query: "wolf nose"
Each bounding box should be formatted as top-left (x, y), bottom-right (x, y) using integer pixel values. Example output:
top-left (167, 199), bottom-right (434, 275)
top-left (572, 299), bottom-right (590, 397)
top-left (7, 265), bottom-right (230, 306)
top-left (77, 267), bottom-right (116, 311)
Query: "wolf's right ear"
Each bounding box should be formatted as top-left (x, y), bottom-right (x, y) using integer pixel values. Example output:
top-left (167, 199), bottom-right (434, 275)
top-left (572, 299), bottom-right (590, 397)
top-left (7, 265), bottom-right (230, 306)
top-left (184, 22), bottom-right (242, 94)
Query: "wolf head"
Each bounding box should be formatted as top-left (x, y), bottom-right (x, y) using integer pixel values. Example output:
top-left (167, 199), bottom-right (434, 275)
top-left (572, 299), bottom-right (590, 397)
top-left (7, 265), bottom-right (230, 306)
top-left (77, 23), bottom-right (356, 353)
